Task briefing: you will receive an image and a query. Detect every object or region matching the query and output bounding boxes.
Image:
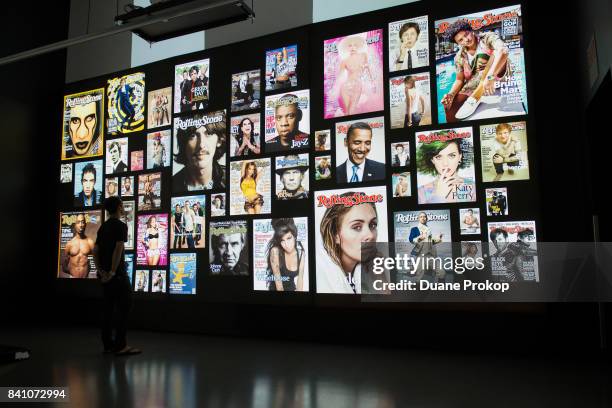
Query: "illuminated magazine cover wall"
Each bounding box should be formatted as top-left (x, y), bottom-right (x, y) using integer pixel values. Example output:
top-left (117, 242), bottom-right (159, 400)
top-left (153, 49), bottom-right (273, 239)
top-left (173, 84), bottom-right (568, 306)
top-left (56, 2), bottom-right (539, 305)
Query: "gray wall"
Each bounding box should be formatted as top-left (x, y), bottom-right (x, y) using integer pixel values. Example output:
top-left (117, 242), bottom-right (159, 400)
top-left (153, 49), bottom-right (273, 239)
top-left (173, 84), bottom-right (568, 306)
top-left (65, 0), bottom-right (133, 83)
top-left (204, 0), bottom-right (313, 49)
top-left (67, 0), bottom-right (421, 80)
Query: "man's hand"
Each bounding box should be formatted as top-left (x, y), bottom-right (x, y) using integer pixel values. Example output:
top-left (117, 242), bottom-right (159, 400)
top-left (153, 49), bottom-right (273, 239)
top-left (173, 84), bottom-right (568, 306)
top-left (99, 269), bottom-right (115, 284)
top-left (483, 78), bottom-right (495, 95)
top-left (441, 93), bottom-right (455, 108)
top-left (399, 42), bottom-right (409, 59)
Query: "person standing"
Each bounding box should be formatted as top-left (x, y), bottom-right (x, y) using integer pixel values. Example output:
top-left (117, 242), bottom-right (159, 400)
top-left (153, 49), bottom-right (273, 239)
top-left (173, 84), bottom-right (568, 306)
top-left (182, 200), bottom-right (196, 248)
top-left (93, 196), bottom-right (141, 356)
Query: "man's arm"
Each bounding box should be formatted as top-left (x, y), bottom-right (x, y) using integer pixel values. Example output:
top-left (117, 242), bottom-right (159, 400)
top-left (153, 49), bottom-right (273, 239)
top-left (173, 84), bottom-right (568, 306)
top-left (110, 241), bottom-right (125, 275)
top-left (62, 243), bottom-right (72, 273)
top-left (409, 227), bottom-right (420, 244)
top-left (92, 244), bottom-right (101, 272)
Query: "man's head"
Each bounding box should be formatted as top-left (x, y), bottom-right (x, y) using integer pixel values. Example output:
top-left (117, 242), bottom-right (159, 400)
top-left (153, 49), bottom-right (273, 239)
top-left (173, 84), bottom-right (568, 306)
top-left (404, 76), bottom-right (416, 90)
top-left (395, 144), bottom-right (404, 154)
top-left (103, 196), bottom-right (123, 217)
top-left (399, 22), bottom-right (420, 48)
top-left (69, 100), bottom-right (99, 156)
top-left (495, 123), bottom-right (512, 144)
top-left (317, 132), bottom-right (327, 145)
top-left (475, 53), bottom-right (490, 72)
top-left (276, 155), bottom-right (308, 192)
top-left (123, 176), bottom-right (131, 190)
top-left (213, 195), bottom-right (223, 208)
top-left (174, 113), bottom-right (227, 174)
top-left (274, 94), bottom-right (302, 140)
top-left (445, 20), bottom-right (475, 48)
top-left (418, 211), bottom-right (428, 225)
top-left (189, 66), bottom-right (199, 81)
top-left (213, 231), bottom-right (245, 270)
top-left (74, 213), bottom-right (87, 237)
top-left (239, 74), bottom-right (248, 91)
top-left (109, 141), bottom-right (122, 165)
top-left (107, 180), bottom-right (117, 196)
top-left (345, 122), bottom-right (373, 165)
top-left (518, 228), bottom-right (535, 243)
top-left (81, 163), bottom-right (97, 198)
top-left (281, 169), bottom-right (303, 192)
top-left (468, 209), bottom-right (473, 215)
top-left (490, 228), bottom-right (508, 251)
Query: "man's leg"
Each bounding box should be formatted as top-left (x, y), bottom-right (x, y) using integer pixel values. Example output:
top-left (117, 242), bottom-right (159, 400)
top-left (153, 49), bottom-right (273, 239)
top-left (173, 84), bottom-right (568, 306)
top-left (412, 254), bottom-right (426, 280)
top-left (114, 276), bottom-right (133, 352)
top-left (493, 160), bottom-right (505, 182)
top-left (444, 93), bottom-right (469, 123)
top-left (435, 266), bottom-right (447, 282)
top-left (196, 225), bottom-right (201, 244)
top-left (187, 233), bottom-right (195, 249)
top-left (101, 283), bottom-right (116, 351)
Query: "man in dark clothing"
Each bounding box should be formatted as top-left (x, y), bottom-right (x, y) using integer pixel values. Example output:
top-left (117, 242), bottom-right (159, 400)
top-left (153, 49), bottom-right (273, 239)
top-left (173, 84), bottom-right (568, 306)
top-left (93, 196), bottom-right (141, 356)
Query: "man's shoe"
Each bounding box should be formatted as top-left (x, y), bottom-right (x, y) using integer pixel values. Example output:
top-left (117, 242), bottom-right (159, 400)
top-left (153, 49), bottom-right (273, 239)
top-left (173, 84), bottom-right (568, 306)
top-left (115, 346), bottom-right (142, 356)
top-left (455, 96), bottom-right (482, 120)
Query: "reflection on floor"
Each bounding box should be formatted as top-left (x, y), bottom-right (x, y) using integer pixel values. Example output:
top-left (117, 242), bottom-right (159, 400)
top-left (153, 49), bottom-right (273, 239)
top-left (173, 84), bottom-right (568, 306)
top-left (1, 328), bottom-right (610, 408)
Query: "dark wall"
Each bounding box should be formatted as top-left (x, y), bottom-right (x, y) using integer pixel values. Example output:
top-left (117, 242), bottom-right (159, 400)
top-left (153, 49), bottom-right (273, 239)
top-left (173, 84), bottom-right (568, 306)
top-left (1, 0), bottom-right (604, 353)
top-left (65, 0), bottom-right (133, 84)
top-left (529, 1), bottom-right (593, 242)
top-left (0, 3), bottom-right (71, 321)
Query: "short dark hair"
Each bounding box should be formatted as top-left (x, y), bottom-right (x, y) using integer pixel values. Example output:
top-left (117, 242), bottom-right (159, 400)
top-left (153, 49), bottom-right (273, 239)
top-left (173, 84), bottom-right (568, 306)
top-left (212, 230), bottom-right (245, 260)
top-left (489, 228), bottom-right (508, 242)
top-left (399, 22), bottom-right (420, 39)
top-left (346, 122), bottom-right (372, 141)
top-left (518, 228), bottom-right (534, 240)
top-left (104, 196), bottom-right (122, 214)
top-left (444, 20), bottom-right (473, 43)
top-left (109, 141), bottom-right (121, 153)
top-left (174, 112), bottom-right (227, 166)
top-left (81, 163), bottom-right (97, 182)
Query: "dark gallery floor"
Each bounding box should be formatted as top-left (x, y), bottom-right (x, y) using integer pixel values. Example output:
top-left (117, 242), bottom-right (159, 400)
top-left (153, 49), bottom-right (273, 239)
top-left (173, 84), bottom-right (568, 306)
top-left (1, 327), bottom-right (611, 407)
